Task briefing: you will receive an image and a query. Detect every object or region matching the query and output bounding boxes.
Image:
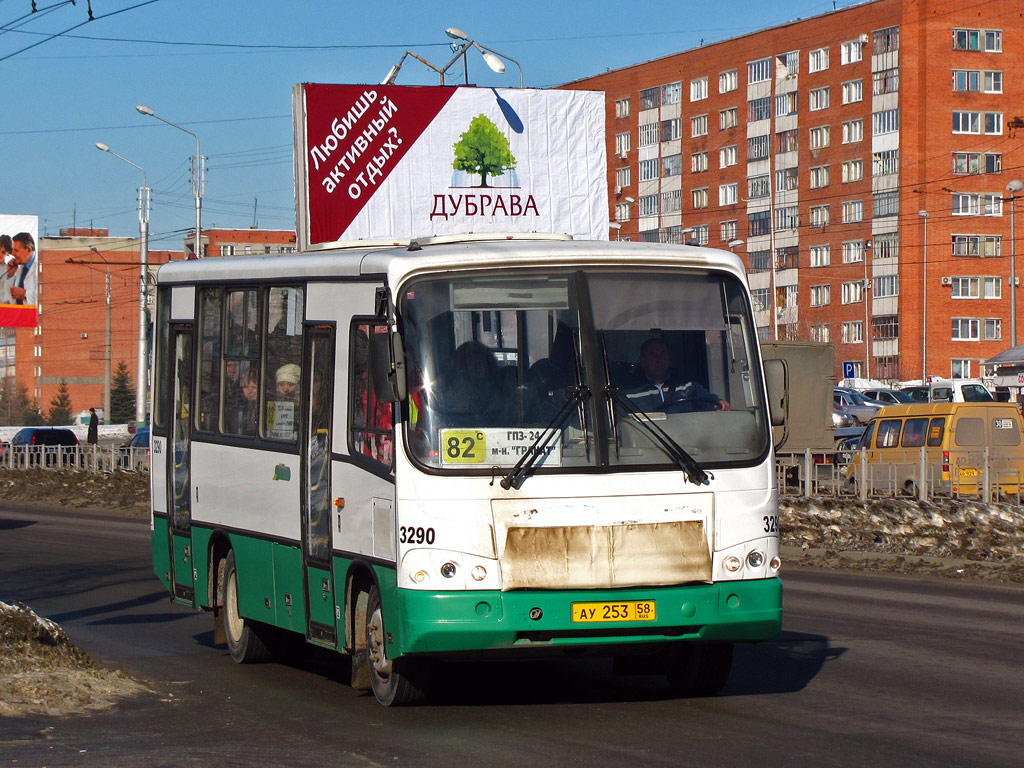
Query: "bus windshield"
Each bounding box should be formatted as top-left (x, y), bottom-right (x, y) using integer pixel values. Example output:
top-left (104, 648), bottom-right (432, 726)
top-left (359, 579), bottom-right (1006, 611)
top-left (400, 269), bottom-right (769, 473)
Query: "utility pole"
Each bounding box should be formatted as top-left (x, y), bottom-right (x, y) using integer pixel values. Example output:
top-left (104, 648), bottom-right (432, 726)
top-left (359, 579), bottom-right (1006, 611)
top-left (104, 269), bottom-right (111, 424)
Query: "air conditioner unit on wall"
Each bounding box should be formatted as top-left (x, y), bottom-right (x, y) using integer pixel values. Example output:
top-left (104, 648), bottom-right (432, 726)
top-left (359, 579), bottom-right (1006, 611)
top-left (941, 276), bottom-right (952, 286)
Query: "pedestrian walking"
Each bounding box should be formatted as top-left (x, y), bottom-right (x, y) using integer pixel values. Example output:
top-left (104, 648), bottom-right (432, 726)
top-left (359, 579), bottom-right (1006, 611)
top-left (87, 408), bottom-right (99, 445)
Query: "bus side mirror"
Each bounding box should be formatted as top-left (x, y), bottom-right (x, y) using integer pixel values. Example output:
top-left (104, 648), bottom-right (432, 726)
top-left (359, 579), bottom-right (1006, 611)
top-left (763, 358), bottom-right (787, 427)
top-left (390, 330), bottom-right (407, 402)
top-left (368, 330), bottom-right (407, 402)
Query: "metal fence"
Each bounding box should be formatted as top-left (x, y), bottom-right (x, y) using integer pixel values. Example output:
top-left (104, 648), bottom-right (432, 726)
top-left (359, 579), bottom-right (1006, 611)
top-left (777, 447), bottom-right (1023, 503)
top-left (0, 445), bottom-right (149, 474)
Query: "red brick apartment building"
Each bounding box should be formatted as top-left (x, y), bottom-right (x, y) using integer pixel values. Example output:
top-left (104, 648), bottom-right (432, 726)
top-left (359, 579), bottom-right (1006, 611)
top-left (566, 0), bottom-right (1024, 383)
top-left (5, 227), bottom-right (296, 419)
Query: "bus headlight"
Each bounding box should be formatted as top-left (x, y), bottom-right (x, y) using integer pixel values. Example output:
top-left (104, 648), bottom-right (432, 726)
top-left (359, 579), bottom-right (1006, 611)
top-left (471, 565), bottom-right (487, 581)
top-left (746, 550), bottom-right (765, 568)
top-left (723, 555), bottom-right (742, 572)
top-left (411, 570), bottom-right (429, 584)
top-left (769, 556), bottom-right (782, 572)
top-left (440, 562), bottom-right (457, 579)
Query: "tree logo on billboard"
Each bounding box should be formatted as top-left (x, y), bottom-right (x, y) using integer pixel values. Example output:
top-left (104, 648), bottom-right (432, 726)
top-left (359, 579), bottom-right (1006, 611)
top-left (452, 114), bottom-right (518, 188)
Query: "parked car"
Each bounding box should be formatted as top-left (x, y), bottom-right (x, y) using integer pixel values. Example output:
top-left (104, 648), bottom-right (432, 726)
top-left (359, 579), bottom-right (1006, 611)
top-left (119, 426), bottom-right (150, 472)
top-left (861, 388), bottom-right (917, 405)
top-left (833, 408), bottom-right (854, 428)
top-left (833, 388), bottom-right (883, 425)
top-left (9, 427), bottom-right (81, 467)
top-left (899, 379), bottom-right (995, 404)
top-left (900, 385), bottom-right (930, 402)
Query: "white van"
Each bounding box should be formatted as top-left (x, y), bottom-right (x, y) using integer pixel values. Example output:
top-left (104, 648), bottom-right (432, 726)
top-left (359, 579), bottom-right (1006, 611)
top-left (927, 379), bottom-right (994, 403)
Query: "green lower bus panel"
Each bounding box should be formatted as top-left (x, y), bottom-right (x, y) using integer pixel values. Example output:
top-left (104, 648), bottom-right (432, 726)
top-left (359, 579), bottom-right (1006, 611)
top-left (152, 515), bottom-right (170, 591)
top-left (393, 578), bottom-right (782, 656)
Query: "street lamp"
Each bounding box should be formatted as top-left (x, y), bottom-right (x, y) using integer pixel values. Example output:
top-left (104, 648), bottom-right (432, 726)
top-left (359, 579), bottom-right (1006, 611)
top-left (381, 28), bottom-right (522, 87)
top-left (919, 210), bottom-right (929, 383)
top-left (136, 105), bottom-right (204, 258)
top-left (1006, 179), bottom-right (1023, 346)
top-left (95, 141), bottom-right (150, 425)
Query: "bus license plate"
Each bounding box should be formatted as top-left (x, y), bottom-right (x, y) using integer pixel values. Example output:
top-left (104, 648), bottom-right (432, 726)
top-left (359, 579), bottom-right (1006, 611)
top-left (571, 600), bottom-right (656, 623)
top-left (959, 467), bottom-right (978, 478)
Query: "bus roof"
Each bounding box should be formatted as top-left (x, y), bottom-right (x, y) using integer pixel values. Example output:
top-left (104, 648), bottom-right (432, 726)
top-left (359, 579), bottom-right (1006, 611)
top-left (155, 237), bottom-right (748, 288)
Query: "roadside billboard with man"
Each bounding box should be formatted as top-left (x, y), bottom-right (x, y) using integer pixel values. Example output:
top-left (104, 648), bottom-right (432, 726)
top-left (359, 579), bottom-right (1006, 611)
top-left (0, 214), bottom-right (39, 328)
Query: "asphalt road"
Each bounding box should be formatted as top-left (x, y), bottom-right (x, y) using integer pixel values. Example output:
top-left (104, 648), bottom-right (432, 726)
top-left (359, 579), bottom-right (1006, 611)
top-left (1, 504), bottom-right (1022, 767)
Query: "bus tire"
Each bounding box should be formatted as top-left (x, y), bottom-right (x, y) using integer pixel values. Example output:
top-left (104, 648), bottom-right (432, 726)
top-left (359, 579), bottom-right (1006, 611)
top-left (664, 642), bottom-right (733, 697)
top-left (222, 550), bottom-right (271, 664)
top-left (366, 585), bottom-right (431, 706)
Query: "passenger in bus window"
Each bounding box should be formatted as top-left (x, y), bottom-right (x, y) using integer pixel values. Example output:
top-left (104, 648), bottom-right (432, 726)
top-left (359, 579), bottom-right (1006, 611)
top-left (625, 338), bottom-right (730, 413)
top-left (238, 367), bottom-right (259, 436)
top-left (442, 341), bottom-right (513, 427)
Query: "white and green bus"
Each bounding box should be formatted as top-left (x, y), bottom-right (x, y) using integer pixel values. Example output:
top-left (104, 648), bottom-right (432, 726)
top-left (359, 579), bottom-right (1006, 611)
top-left (150, 235), bottom-right (784, 706)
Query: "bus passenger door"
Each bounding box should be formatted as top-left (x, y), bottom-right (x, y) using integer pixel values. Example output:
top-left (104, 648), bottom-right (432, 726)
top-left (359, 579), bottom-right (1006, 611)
top-left (302, 327), bottom-right (337, 646)
top-left (168, 325), bottom-right (196, 605)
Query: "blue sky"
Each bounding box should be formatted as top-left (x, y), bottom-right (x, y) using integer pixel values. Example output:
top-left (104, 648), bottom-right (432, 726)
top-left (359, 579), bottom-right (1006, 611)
top-left (0, 0), bottom-right (859, 250)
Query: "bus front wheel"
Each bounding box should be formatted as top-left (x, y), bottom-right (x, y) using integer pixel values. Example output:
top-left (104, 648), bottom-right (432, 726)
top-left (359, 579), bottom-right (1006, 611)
top-left (222, 550), bottom-right (271, 664)
top-left (365, 585), bottom-right (432, 706)
top-left (664, 642), bottom-right (733, 697)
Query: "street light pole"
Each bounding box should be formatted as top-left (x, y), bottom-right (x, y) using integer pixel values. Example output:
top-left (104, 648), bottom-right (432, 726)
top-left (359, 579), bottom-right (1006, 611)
top-left (1006, 180), bottom-right (1023, 347)
top-left (136, 105), bottom-right (203, 258)
top-left (919, 210), bottom-right (929, 383)
top-left (95, 142), bottom-right (150, 425)
top-left (89, 246), bottom-right (112, 423)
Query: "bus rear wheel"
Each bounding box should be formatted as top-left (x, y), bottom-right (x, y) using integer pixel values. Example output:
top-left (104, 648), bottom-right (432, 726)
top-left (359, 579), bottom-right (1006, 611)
top-left (664, 642), bottom-right (733, 697)
top-left (222, 550), bottom-right (271, 664)
top-left (365, 585), bottom-right (431, 706)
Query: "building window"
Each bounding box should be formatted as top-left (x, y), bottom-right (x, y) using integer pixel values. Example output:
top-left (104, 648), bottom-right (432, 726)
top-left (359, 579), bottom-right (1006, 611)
top-left (748, 134), bottom-right (769, 160)
top-left (662, 81), bottom-right (682, 105)
top-left (985, 319), bottom-right (1002, 340)
top-left (749, 250), bottom-right (771, 272)
top-left (693, 225), bottom-right (709, 245)
top-left (638, 122), bottom-right (658, 147)
top-left (872, 149), bottom-right (899, 176)
top-left (690, 76), bottom-right (708, 102)
top-left (873, 191), bottom-right (899, 218)
top-left (775, 167), bottom-right (798, 191)
top-left (615, 202), bottom-right (630, 223)
top-left (639, 158), bottom-right (659, 181)
top-left (809, 47), bottom-right (829, 72)
top-left (691, 151), bottom-right (709, 173)
top-left (842, 159), bottom-right (864, 183)
top-left (661, 189), bottom-right (682, 214)
top-left (873, 26), bottom-right (899, 55)
top-left (952, 277), bottom-right (980, 298)
top-left (615, 98), bottom-right (630, 118)
top-left (809, 165), bottom-right (830, 189)
top-left (809, 87), bottom-right (830, 111)
top-left (952, 318), bottom-right (980, 341)
top-left (810, 284), bottom-right (831, 306)
top-left (951, 359), bottom-right (972, 378)
top-left (719, 183), bottom-right (738, 206)
top-left (775, 92), bottom-right (798, 117)
top-left (842, 321), bottom-right (864, 344)
top-left (751, 287), bottom-right (769, 311)
top-left (748, 97), bottom-right (771, 122)
top-left (953, 28), bottom-right (1002, 52)
top-left (692, 187), bottom-right (709, 209)
top-left (777, 246), bottom-right (798, 270)
top-left (810, 205), bottom-right (830, 227)
top-left (661, 154), bottom-right (682, 177)
top-left (811, 324), bottom-right (831, 343)
top-left (748, 174), bottom-right (770, 199)
top-left (748, 211), bottom-right (771, 237)
top-left (872, 67), bottom-right (899, 95)
top-left (842, 240), bottom-right (864, 263)
top-left (953, 152), bottom-right (1001, 175)
top-left (616, 167), bottom-right (630, 189)
top-left (810, 244), bottom-right (831, 267)
top-left (953, 111), bottom-right (1002, 135)
top-left (720, 107), bottom-right (739, 130)
top-left (719, 69), bottom-right (738, 93)
top-left (777, 129), bottom-right (798, 153)
top-left (775, 205), bottom-right (799, 231)
top-left (842, 119), bottom-right (863, 144)
top-left (639, 87), bottom-right (659, 110)
top-left (952, 70), bottom-right (1002, 94)
top-left (660, 118), bottom-right (682, 142)
top-left (842, 79), bottom-right (863, 104)
top-left (719, 145), bottom-right (738, 168)
top-left (615, 133), bottom-right (630, 156)
top-left (810, 126), bottom-right (830, 150)
top-left (873, 109), bottom-right (899, 135)
top-left (691, 114), bottom-right (708, 137)
top-left (721, 219), bottom-right (738, 241)
top-left (638, 195), bottom-right (659, 217)
top-left (842, 200), bottom-right (863, 223)
top-left (952, 234), bottom-right (1002, 257)
top-left (842, 281), bottom-right (865, 305)
top-left (983, 277), bottom-right (1002, 298)
top-left (220, 245), bottom-right (235, 256)
top-left (874, 275), bottom-right (899, 298)
top-left (841, 39), bottom-right (863, 64)
top-left (748, 57), bottom-right (771, 83)
top-left (875, 232), bottom-right (898, 259)
top-left (873, 316), bottom-right (899, 340)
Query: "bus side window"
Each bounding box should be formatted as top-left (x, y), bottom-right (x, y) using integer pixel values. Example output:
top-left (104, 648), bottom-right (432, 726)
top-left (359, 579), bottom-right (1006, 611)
top-left (263, 286), bottom-right (304, 442)
top-left (926, 418), bottom-right (945, 447)
top-left (876, 419), bottom-right (901, 448)
top-left (349, 322), bottom-right (394, 467)
top-left (900, 417), bottom-right (928, 448)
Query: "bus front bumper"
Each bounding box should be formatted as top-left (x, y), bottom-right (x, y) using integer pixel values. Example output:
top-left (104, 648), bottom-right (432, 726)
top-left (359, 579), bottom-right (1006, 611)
top-left (395, 578), bottom-right (782, 656)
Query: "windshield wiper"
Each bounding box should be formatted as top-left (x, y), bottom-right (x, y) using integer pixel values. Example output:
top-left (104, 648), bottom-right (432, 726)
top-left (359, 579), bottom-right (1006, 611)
top-left (605, 385), bottom-right (710, 485)
top-left (500, 385), bottom-right (591, 490)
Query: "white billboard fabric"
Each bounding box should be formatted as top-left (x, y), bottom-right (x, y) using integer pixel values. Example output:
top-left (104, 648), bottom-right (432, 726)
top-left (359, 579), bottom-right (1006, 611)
top-left (295, 85), bottom-right (608, 247)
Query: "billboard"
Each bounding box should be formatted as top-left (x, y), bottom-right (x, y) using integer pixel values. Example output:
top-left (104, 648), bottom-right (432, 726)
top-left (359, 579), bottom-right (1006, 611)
top-left (0, 214), bottom-right (38, 328)
top-left (293, 85), bottom-right (608, 248)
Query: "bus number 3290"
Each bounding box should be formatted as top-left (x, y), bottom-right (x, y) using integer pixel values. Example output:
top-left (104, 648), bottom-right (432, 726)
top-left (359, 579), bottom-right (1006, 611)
top-left (400, 526), bottom-right (436, 545)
